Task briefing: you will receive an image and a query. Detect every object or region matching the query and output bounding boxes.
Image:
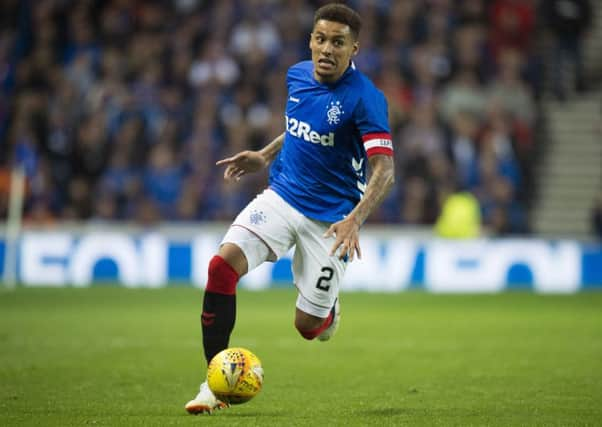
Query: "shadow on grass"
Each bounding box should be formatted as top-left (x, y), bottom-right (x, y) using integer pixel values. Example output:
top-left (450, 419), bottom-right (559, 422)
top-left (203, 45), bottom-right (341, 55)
top-left (358, 407), bottom-right (485, 419)
top-left (219, 409), bottom-right (289, 418)
top-left (358, 407), bottom-right (410, 417)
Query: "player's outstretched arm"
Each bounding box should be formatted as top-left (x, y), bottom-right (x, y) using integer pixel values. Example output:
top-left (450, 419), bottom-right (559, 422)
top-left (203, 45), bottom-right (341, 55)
top-left (324, 154), bottom-right (395, 261)
top-left (216, 133), bottom-right (285, 181)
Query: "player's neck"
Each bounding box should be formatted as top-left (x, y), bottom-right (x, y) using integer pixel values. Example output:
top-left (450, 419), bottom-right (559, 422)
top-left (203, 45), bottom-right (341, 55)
top-left (314, 62), bottom-right (352, 85)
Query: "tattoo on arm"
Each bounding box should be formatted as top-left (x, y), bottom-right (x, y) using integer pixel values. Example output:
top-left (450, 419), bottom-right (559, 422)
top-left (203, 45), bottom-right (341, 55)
top-left (349, 155), bottom-right (395, 226)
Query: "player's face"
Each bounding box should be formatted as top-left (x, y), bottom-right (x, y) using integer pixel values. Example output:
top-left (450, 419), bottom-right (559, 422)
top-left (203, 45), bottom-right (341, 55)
top-left (310, 20), bottom-right (359, 84)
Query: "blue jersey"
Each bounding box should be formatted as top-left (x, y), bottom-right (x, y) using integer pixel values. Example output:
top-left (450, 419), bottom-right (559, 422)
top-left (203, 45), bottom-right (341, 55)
top-left (269, 60), bottom-right (393, 223)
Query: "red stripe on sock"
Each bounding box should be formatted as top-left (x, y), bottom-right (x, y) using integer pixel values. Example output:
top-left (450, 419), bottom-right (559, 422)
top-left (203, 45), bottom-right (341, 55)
top-left (298, 311), bottom-right (333, 340)
top-left (205, 255), bottom-right (239, 295)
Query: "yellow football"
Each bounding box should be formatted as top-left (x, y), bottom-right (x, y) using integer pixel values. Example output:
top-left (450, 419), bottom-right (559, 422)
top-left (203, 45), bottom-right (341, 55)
top-left (206, 347), bottom-right (264, 404)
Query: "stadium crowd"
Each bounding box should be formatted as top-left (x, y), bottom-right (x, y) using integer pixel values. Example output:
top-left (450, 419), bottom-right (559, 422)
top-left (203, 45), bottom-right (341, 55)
top-left (0, 0), bottom-right (549, 235)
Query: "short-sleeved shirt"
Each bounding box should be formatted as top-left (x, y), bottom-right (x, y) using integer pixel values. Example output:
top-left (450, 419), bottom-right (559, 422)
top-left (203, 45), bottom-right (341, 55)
top-left (269, 60), bottom-right (393, 223)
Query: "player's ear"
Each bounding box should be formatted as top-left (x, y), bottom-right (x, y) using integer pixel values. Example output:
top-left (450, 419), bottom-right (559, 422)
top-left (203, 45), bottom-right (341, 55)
top-left (352, 41), bottom-right (359, 56)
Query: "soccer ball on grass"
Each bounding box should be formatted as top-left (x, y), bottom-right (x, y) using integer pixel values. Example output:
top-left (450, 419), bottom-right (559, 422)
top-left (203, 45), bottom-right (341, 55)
top-left (207, 347), bottom-right (264, 404)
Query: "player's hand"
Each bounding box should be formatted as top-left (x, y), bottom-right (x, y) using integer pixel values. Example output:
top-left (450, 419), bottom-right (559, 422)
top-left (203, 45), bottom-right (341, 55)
top-left (323, 216), bottom-right (362, 262)
top-left (216, 150), bottom-right (267, 181)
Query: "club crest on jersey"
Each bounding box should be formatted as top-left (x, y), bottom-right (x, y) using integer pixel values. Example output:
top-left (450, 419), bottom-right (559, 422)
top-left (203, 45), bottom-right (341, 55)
top-left (326, 101), bottom-right (344, 125)
top-left (286, 115), bottom-right (334, 147)
top-left (250, 210), bottom-right (266, 226)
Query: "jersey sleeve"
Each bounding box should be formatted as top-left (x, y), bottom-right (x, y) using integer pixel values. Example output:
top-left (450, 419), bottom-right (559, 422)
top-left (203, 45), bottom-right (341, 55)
top-left (355, 87), bottom-right (394, 157)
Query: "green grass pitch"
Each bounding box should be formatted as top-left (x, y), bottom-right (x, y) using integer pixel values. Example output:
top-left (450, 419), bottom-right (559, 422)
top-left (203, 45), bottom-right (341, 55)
top-left (1, 287), bottom-right (601, 426)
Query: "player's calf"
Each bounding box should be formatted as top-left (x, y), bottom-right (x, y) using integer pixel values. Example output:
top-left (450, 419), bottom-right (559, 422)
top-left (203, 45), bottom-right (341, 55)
top-left (202, 255), bottom-right (239, 363)
top-left (294, 308), bottom-right (334, 340)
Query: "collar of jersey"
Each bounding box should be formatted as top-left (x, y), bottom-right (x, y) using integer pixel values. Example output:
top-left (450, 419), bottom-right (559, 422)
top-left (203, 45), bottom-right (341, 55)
top-left (312, 61), bottom-right (356, 88)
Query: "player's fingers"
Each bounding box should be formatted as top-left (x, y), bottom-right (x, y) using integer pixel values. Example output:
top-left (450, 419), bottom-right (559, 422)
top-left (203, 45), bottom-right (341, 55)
top-left (234, 169), bottom-right (246, 181)
top-left (223, 165), bottom-right (235, 179)
top-left (323, 225), bottom-right (336, 238)
top-left (347, 243), bottom-right (354, 263)
top-left (217, 152), bottom-right (247, 166)
top-left (355, 240), bottom-right (362, 260)
top-left (225, 165), bottom-right (241, 180)
top-left (329, 241), bottom-right (339, 257)
top-left (329, 235), bottom-right (345, 257)
top-left (337, 239), bottom-right (349, 261)
top-left (349, 241), bottom-right (359, 262)
top-left (216, 156), bottom-right (235, 166)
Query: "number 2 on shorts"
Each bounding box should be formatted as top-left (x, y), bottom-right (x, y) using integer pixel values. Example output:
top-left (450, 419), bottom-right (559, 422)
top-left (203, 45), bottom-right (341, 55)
top-left (315, 267), bottom-right (334, 291)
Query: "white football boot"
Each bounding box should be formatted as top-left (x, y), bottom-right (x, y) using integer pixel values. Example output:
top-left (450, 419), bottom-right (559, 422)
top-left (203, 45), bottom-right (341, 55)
top-left (185, 381), bottom-right (229, 414)
top-left (318, 298), bottom-right (340, 341)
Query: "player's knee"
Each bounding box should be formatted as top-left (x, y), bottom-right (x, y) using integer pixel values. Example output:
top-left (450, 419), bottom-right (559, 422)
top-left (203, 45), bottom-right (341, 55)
top-left (294, 317), bottom-right (323, 340)
top-left (205, 255), bottom-right (239, 295)
top-left (295, 325), bottom-right (318, 340)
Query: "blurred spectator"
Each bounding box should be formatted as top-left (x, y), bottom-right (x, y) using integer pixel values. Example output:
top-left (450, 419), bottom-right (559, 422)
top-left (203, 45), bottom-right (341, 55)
top-left (457, 0), bottom-right (488, 27)
top-left (489, 0), bottom-right (535, 58)
top-left (0, 165), bottom-right (11, 219)
top-left (142, 142), bottom-right (187, 220)
top-left (435, 191), bottom-right (482, 239)
top-left (377, 59), bottom-right (413, 129)
top-left (448, 110), bottom-right (480, 189)
top-left (408, 44), bottom-right (439, 106)
top-left (472, 138), bottom-right (526, 235)
top-left (90, 191), bottom-right (118, 223)
top-left (487, 48), bottom-right (536, 127)
top-left (452, 22), bottom-right (489, 78)
top-left (98, 143), bottom-right (140, 219)
top-left (230, 6), bottom-right (281, 60)
top-left (439, 68), bottom-right (488, 121)
top-left (189, 38), bottom-right (240, 89)
top-left (541, 0), bottom-right (593, 100)
top-left (399, 100), bottom-right (447, 168)
top-left (488, 0), bottom-right (542, 97)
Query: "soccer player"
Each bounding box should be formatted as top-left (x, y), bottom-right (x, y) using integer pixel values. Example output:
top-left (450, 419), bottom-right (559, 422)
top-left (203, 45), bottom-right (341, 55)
top-left (185, 3), bottom-right (395, 414)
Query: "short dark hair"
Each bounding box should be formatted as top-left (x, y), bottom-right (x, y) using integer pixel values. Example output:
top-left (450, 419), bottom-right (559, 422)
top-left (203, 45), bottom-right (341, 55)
top-left (313, 3), bottom-right (361, 40)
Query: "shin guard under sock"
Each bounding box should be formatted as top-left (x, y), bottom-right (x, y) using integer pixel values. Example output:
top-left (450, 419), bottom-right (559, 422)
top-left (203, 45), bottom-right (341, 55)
top-left (201, 256), bottom-right (239, 363)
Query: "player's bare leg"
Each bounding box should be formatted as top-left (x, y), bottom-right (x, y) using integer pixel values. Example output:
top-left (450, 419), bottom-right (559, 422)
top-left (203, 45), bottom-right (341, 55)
top-left (294, 299), bottom-right (340, 341)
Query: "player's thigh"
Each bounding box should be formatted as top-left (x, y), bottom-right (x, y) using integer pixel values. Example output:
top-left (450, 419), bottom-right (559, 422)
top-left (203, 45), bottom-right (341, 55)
top-left (292, 218), bottom-right (346, 318)
top-left (223, 189), bottom-right (297, 271)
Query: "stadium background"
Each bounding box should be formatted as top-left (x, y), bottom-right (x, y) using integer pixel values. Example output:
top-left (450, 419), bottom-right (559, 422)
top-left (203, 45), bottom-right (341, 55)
top-left (0, 0), bottom-right (600, 289)
top-left (1, 1), bottom-right (601, 426)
